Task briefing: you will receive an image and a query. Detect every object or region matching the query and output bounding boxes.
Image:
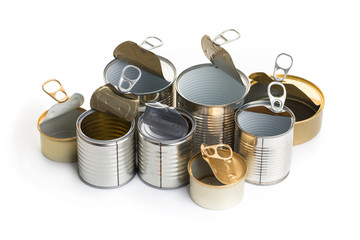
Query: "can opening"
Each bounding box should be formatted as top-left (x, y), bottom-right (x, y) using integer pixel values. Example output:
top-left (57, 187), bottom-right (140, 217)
top-left (39, 109), bottom-right (84, 139)
top-left (178, 65), bottom-right (246, 105)
top-left (190, 155), bottom-right (224, 186)
top-left (237, 106), bottom-right (293, 137)
top-left (80, 111), bottom-right (131, 140)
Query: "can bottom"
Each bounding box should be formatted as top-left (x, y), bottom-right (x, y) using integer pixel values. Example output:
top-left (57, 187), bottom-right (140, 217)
top-left (78, 173), bottom-right (136, 189)
top-left (245, 171), bottom-right (290, 186)
top-left (138, 174), bottom-right (189, 190)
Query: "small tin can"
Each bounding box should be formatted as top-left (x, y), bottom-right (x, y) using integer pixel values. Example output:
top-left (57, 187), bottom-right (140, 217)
top-left (37, 79), bottom-right (86, 163)
top-left (137, 103), bottom-right (196, 189)
top-left (76, 110), bottom-right (136, 188)
top-left (188, 144), bottom-right (247, 210)
top-left (176, 30), bottom-right (250, 151)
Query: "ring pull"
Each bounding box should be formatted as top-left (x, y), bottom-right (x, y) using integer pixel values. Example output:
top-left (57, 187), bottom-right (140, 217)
top-left (118, 65), bottom-right (142, 93)
top-left (201, 143), bottom-right (233, 163)
top-left (268, 81), bottom-right (287, 113)
top-left (273, 53), bottom-right (293, 81)
top-left (139, 36), bottom-right (163, 51)
top-left (213, 29), bottom-right (241, 46)
top-left (42, 79), bottom-right (69, 103)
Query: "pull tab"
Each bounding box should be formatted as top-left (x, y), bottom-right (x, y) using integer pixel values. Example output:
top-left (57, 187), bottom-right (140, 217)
top-left (201, 143), bottom-right (242, 185)
top-left (139, 36), bottom-right (163, 51)
top-left (42, 79), bottom-right (69, 103)
top-left (118, 65), bottom-right (142, 93)
top-left (213, 29), bottom-right (241, 45)
top-left (273, 53), bottom-right (293, 81)
top-left (268, 81), bottom-right (287, 113)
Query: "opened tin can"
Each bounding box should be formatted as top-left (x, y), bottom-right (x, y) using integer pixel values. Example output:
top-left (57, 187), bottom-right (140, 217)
top-left (37, 79), bottom-right (86, 163)
top-left (137, 103), bottom-right (196, 189)
top-left (176, 30), bottom-right (250, 151)
top-left (188, 143), bottom-right (247, 210)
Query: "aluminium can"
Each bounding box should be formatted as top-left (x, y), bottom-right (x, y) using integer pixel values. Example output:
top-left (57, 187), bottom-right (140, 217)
top-left (176, 64), bottom-right (250, 151)
top-left (137, 109), bottom-right (196, 189)
top-left (234, 101), bottom-right (295, 185)
top-left (76, 110), bottom-right (135, 188)
top-left (104, 56), bottom-right (176, 112)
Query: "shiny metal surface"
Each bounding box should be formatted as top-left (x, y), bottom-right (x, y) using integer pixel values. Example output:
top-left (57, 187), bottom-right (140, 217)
top-left (77, 110), bottom-right (135, 188)
top-left (176, 64), bottom-right (250, 151)
top-left (137, 109), bottom-right (195, 189)
top-left (234, 101), bottom-right (295, 185)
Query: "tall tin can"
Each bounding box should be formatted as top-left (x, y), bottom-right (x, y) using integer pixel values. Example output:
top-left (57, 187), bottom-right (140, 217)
top-left (137, 104), bottom-right (196, 189)
top-left (76, 110), bottom-right (136, 188)
top-left (176, 31), bottom-right (250, 151)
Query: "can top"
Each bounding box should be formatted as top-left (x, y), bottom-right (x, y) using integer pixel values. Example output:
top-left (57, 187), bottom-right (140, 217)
top-left (200, 143), bottom-right (247, 185)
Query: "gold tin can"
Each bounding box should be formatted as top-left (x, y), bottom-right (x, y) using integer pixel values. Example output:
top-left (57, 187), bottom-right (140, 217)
top-left (247, 73), bottom-right (325, 145)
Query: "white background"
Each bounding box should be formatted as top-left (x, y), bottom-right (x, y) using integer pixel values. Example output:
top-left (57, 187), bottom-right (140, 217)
top-left (1, 0), bottom-right (359, 239)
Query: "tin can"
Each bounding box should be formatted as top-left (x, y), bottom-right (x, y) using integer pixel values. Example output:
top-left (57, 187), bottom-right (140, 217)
top-left (76, 110), bottom-right (135, 188)
top-left (188, 145), bottom-right (247, 210)
top-left (137, 105), bottom-right (196, 189)
top-left (234, 100), bottom-right (295, 185)
top-left (247, 73), bottom-right (325, 145)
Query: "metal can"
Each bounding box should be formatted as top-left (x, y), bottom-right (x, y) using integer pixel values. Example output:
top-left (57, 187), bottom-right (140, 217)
top-left (188, 144), bottom-right (247, 210)
top-left (234, 99), bottom-right (295, 185)
top-left (76, 110), bottom-right (136, 188)
top-left (137, 104), bottom-right (196, 189)
top-left (176, 31), bottom-right (250, 151)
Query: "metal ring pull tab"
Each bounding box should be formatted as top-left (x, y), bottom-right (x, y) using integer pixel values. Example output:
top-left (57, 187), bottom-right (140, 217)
top-left (118, 65), bottom-right (142, 93)
top-left (273, 53), bottom-right (293, 81)
top-left (268, 81), bottom-right (287, 113)
top-left (201, 144), bottom-right (233, 163)
top-left (213, 29), bottom-right (241, 45)
top-left (139, 36), bottom-right (163, 51)
top-left (42, 79), bottom-right (69, 103)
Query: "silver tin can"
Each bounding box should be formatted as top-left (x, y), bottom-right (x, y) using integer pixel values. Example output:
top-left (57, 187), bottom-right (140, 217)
top-left (76, 110), bottom-right (136, 188)
top-left (104, 56), bottom-right (176, 111)
top-left (234, 101), bottom-right (295, 185)
top-left (176, 64), bottom-right (250, 151)
top-left (137, 109), bottom-right (196, 189)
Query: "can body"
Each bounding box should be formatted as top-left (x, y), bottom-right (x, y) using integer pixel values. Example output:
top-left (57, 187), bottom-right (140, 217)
top-left (234, 101), bottom-right (295, 185)
top-left (38, 108), bottom-right (86, 163)
top-left (137, 109), bottom-right (196, 189)
top-left (77, 110), bottom-right (135, 188)
top-left (176, 64), bottom-right (250, 151)
top-left (104, 56), bottom-right (176, 111)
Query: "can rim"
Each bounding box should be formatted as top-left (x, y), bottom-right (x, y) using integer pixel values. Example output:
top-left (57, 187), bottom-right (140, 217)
top-left (175, 63), bottom-right (250, 108)
top-left (103, 55), bottom-right (176, 96)
top-left (234, 101), bottom-right (296, 139)
top-left (37, 108), bottom-right (86, 142)
top-left (76, 109), bottom-right (135, 145)
top-left (187, 152), bottom-right (247, 189)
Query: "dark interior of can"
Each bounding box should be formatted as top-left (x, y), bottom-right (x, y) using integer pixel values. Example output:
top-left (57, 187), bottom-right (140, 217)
top-left (40, 109), bottom-right (84, 138)
top-left (80, 111), bottom-right (131, 140)
top-left (178, 65), bottom-right (246, 105)
top-left (237, 106), bottom-right (293, 137)
top-left (190, 155), bottom-right (224, 186)
top-left (105, 59), bottom-right (173, 95)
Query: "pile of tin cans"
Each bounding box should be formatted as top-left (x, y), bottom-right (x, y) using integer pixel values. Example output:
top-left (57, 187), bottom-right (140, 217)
top-left (37, 30), bottom-right (325, 210)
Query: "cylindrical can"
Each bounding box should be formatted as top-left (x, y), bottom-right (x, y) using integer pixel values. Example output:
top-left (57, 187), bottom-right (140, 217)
top-left (37, 108), bottom-right (86, 163)
top-left (104, 56), bottom-right (176, 111)
top-left (137, 109), bottom-right (196, 189)
top-left (76, 110), bottom-right (135, 188)
top-left (188, 151), bottom-right (247, 210)
top-left (234, 101), bottom-right (295, 185)
top-left (176, 64), bottom-right (250, 151)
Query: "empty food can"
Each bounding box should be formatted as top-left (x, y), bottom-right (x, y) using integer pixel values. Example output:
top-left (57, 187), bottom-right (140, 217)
top-left (137, 103), bottom-right (196, 189)
top-left (104, 37), bottom-right (176, 111)
top-left (234, 80), bottom-right (295, 185)
top-left (37, 79), bottom-right (86, 163)
top-left (188, 143), bottom-right (247, 210)
top-left (176, 30), bottom-right (250, 151)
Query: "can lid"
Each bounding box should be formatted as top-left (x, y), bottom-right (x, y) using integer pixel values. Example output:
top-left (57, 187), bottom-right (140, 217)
top-left (201, 29), bottom-right (244, 84)
top-left (140, 102), bottom-right (189, 140)
top-left (200, 143), bottom-right (246, 185)
top-left (41, 79), bottom-right (84, 123)
top-left (90, 84), bottom-right (139, 122)
top-left (113, 39), bottom-right (164, 79)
